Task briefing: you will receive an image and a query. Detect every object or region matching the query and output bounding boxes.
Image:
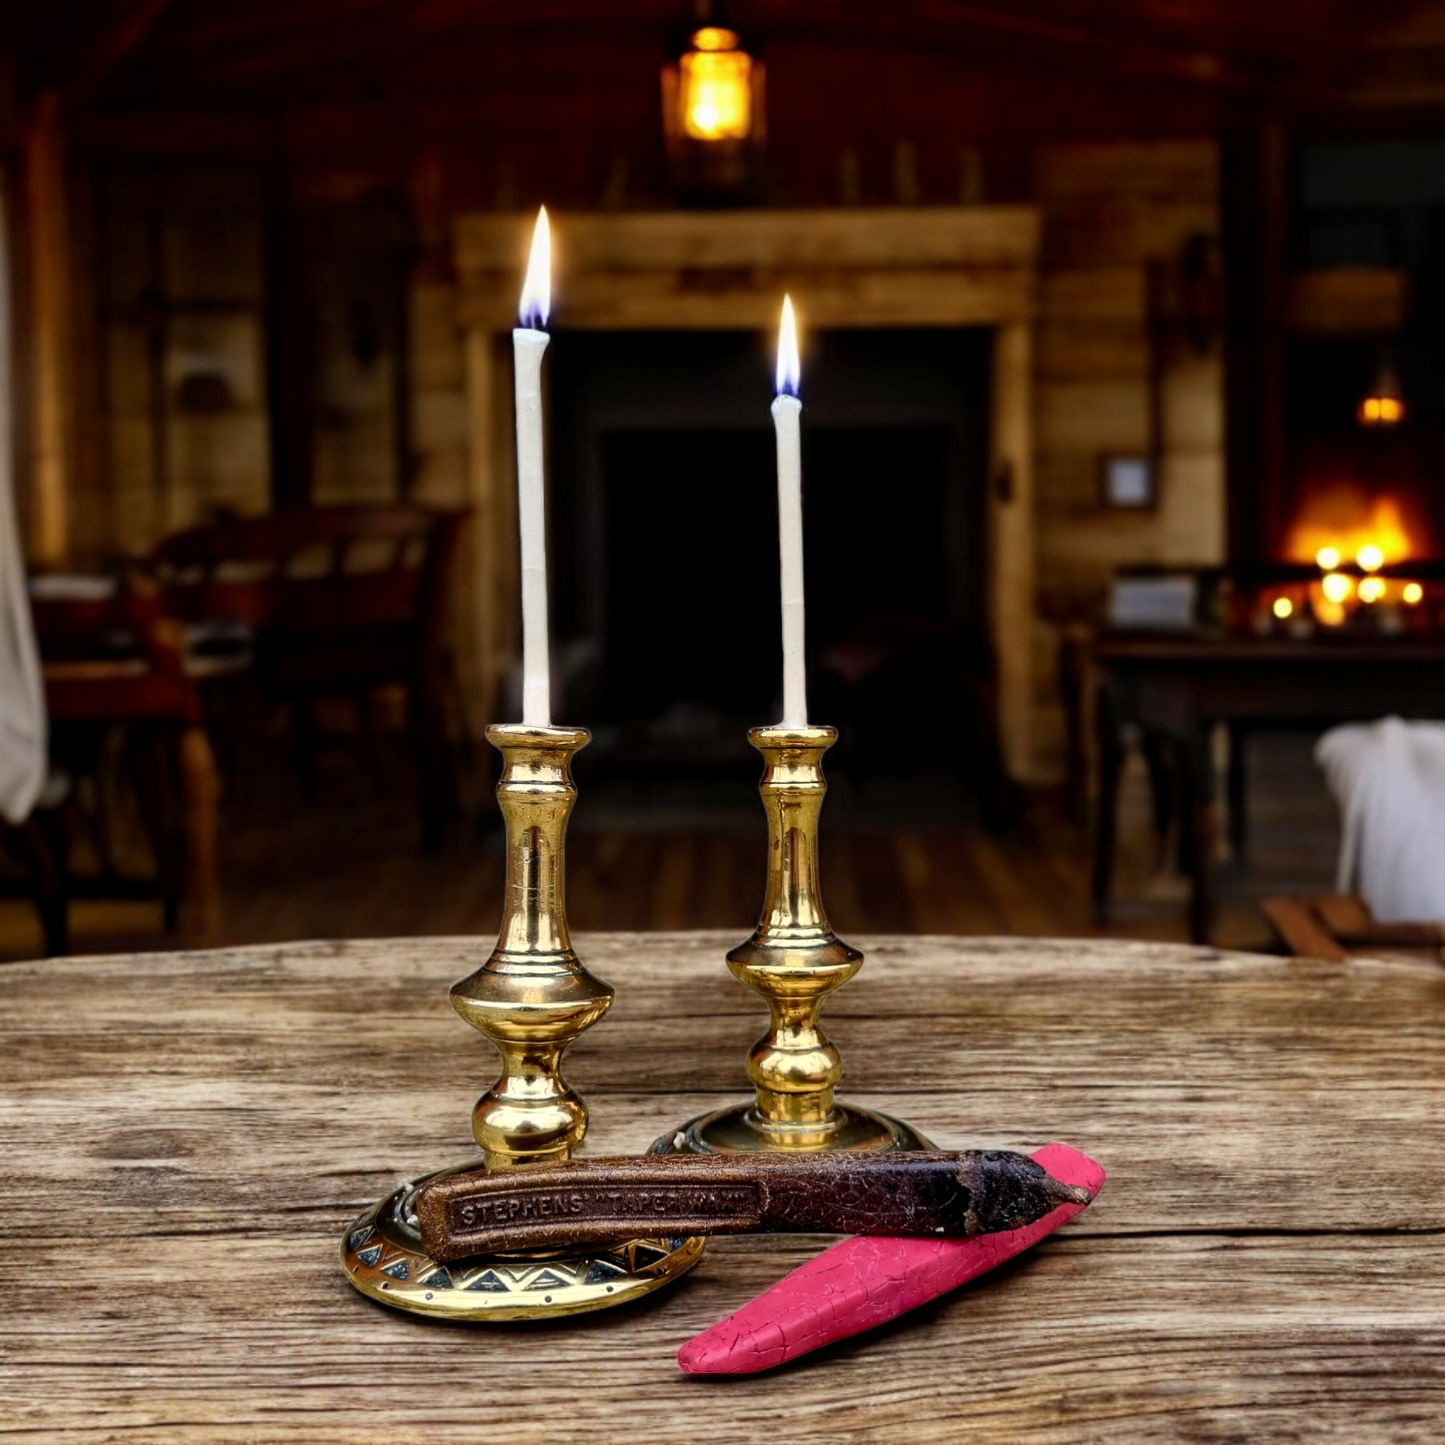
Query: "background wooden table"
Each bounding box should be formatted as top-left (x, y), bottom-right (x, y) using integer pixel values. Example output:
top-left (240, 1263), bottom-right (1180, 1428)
top-left (1086, 633), bottom-right (1445, 942)
top-left (3, 933), bottom-right (1444, 1441)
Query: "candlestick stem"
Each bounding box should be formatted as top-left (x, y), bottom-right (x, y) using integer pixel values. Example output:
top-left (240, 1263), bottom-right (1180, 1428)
top-left (656, 725), bottom-right (931, 1155)
top-left (453, 724), bottom-right (608, 1166)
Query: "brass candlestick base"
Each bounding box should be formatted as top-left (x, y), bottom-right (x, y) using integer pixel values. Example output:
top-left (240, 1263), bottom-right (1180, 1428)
top-left (343, 724), bottom-right (704, 1320)
top-left (656, 725), bottom-right (932, 1157)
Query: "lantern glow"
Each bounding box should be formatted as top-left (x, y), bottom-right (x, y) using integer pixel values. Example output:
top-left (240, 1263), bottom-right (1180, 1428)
top-left (679, 28), bottom-right (753, 141)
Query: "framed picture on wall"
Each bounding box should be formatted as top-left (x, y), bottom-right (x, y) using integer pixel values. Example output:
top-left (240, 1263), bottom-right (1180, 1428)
top-left (1100, 455), bottom-right (1156, 510)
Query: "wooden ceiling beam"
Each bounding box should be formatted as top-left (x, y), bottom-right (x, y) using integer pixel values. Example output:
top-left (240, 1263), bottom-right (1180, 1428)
top-left (72, 0), bottom-right (1413, 120)
top-left (64, 0), bottom-right (179, 99)
top-left (105, 14), bottom-right (1272, 109)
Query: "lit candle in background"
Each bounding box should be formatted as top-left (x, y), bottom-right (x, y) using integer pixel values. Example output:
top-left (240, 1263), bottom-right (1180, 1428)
top-left (772, 295), bottom-right (807, 727)
top-left (514, 206), bottom-right (552, 727)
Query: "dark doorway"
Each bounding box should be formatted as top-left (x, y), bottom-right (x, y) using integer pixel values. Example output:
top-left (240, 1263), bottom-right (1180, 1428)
top-left (550, 328), bottom-right (991, 807)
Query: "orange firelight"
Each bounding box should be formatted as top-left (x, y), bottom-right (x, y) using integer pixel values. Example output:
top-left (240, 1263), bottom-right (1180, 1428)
top-left (1287, 490), bottom-right (1422, 573)
top-left (1359, 395), bottom-right (1405, 426)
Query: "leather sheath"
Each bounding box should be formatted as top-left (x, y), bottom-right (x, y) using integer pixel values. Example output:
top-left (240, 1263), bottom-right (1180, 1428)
top-left (414, 1149), bottom-right (1091, 1262)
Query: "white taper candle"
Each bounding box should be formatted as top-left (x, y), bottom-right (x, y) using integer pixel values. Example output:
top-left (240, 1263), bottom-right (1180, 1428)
top-left (773, 295), bottom-right (807, 727)
top-left (514, 206), bottom-right (551, 727)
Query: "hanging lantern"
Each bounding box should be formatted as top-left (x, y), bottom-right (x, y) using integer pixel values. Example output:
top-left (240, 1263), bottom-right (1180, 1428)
top-left (662, 16), bottom-right (766, 198)
top-left (678, 27), bottom-right (753, 141)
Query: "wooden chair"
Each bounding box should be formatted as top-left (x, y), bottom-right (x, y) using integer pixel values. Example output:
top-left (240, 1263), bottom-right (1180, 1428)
top-left (150, 505), bottom-right (468, 850)
top-left (4, 577), bottom-right (221, 953)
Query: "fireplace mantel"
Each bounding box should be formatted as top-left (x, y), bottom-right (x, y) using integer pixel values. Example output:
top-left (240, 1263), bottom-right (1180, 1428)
top-left (453, 207), bottom-right (1042, 779)
top-left (456, 208), bottom-right (1039, 330)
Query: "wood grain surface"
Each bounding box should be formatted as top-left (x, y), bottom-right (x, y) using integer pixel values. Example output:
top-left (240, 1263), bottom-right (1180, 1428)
top-left (3, 932), bottom-right (1444, 1441)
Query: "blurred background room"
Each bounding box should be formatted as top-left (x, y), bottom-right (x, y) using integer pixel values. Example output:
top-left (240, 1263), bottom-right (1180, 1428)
top-left (5, 0), bottom-right (1445, 961)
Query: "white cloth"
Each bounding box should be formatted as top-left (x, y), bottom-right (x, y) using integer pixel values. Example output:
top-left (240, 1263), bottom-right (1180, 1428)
top-left (1315, 716), bottom-right (1445, 923)
top-left (0, 185), bottom-right (46, 824)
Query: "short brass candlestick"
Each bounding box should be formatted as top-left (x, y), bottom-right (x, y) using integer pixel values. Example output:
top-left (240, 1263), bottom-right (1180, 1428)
top-left (342, 723), bottom-right (704, 1320)
top-left (657, 725), bottom-right (932, 1155)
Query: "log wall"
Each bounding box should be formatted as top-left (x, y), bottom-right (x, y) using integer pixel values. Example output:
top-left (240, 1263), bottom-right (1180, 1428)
top-left (73, 142), bottom-right (1224, 783)
top-left (1030, 139), bottom-right (1226, 775)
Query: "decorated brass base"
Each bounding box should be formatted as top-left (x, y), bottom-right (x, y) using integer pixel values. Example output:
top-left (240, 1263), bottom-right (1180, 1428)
top-left (342, 724), bottom-right (702, 1321)
top-left (342, 1165), bottom-right (704, 1321)
top-left (664, 725), bottom-right (932, 1157)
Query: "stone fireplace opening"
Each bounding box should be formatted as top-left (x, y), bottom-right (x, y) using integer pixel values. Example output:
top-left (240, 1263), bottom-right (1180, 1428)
top-left (548, 328), bottom-right (990, 792)
top-left (455, 207), bottom-right (1040, 783)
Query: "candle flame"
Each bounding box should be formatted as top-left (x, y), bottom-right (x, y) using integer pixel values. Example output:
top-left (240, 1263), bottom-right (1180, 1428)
top-left (776, 295), bottom-right (800, 397)
top-left (519, 206), bottom-right (551, 329)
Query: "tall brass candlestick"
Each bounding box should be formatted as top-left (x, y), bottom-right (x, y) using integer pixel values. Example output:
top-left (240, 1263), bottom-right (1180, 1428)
top-left (658, 725), bottom-right (932, 1155)
top-left (342, 724), bottom-right (704, 1320)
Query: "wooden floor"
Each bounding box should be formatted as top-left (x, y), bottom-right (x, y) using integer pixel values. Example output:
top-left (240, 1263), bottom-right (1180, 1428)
top-left (0, 731), bottom-right (1339, 962)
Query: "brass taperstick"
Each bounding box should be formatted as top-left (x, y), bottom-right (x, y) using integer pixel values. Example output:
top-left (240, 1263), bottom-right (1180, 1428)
top-left (452, 724), bottom-right (613, 1170)
top-left (341, 723), bottom-right (704, 1320)
top-left (659, 724), bottom-right (932, 1155)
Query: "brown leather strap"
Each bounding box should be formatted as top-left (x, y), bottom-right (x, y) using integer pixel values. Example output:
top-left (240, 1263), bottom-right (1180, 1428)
top-left (414, 1150), bottom-right (1090, 1262)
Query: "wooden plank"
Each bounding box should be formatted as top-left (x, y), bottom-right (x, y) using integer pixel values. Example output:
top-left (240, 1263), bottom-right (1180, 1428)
top-left (1260, 895), bottom-right (1350, 961)
top-left (456, 265), bottom-right (1038, 332)
top-left (22, 90), bottom-right (74, 565)
top-left (1287, 267), bottom-right (1412, 335)
top-left (1033, 140), bottom-right (1220, 204)
top-left (1038, 266), bottom-right (1146, 322)
top-left (2, 936), bottom-right (1444, 1440)
top-left (456, 207), bottom-right (1043, 275)
top-left (1035, 317), bottom-right (1148, 381)
top-left (1037, 377), bottom-right (1150, 453)
top-left (1042, 200), bottom-right (1220, 270)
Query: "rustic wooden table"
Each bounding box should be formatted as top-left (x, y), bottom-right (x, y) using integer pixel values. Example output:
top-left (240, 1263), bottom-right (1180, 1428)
top-left (1087, 633), bottom-right (1445, 942)
top-left (4, 933), bottom-right (1444, 1441)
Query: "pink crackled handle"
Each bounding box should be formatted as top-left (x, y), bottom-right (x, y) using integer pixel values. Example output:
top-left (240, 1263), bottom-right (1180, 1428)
top-left (677, 1141), bottom-right (1105, 1375)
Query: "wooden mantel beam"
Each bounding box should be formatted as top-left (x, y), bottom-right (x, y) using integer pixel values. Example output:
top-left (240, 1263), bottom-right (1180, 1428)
top-left (455, 207), bottom-right (1042, 332)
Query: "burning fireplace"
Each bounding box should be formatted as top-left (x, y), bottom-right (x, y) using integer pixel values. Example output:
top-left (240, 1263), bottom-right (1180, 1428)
top-left (1283, 481), bottom-right (1427, 571)
top-left (1252, 324), bottom-right (1445, 630)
